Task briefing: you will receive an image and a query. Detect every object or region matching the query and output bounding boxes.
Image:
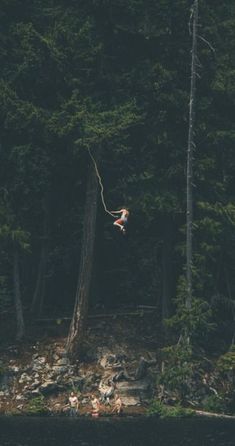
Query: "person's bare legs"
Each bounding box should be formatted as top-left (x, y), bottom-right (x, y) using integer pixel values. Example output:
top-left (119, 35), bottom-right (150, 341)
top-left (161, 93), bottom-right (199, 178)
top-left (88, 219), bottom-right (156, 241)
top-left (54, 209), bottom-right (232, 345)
top-left (113, 221), bottom-right (124, 231)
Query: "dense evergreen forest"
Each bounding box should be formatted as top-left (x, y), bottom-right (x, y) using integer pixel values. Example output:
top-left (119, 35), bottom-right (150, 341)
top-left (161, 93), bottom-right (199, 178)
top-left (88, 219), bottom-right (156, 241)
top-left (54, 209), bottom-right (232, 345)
top-left (1, 0), bottom-right (235, 356)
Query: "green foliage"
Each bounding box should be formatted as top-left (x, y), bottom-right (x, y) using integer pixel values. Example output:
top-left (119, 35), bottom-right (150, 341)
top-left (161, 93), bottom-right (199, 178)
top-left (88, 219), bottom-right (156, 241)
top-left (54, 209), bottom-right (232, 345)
top-left (159, 341), bottom-right (193, 400)
top-left (26, 396), bottom-right (47, 415)
top-left (148, 400), bottom-right (194, 418)
top-left (0, 0), bottom-right (234, 347)
top-left (216, 347), bottom-right (235, 373)
top-left (201, 395), bottom-right (227, 414)
top-left (165, 276), bottom-right (215, 344)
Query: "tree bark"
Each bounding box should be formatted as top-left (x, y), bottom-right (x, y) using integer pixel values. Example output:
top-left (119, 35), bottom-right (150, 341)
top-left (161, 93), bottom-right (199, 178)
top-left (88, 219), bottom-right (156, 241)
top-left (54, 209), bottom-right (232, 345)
top-left (66, 155), bottom-right (99, 357)
top-left (161, 229), bottom-right (172, 322)
top-left (30, 239), bottom-right (47, 317)
top-left (13, 247), bottom-right (25, 341)
top-left (30, 208), bottom-right (48, 317)
top-left (186, 0), bottom-right (198, 310)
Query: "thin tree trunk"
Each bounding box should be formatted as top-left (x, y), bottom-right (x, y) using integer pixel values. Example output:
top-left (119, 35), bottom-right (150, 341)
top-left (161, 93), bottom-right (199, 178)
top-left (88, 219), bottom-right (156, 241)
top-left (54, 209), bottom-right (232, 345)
top-left (225, 267), bottom-right (235, 346)
top-left (66, 155), bottom-right (99, 357)
top-left (161, 234), bottom-right (171, 322)
top-left (186, 0), bottom-right (198, 310)
top-left (13, 248), bottom-right (25, 341)
top-left (30, 209), bottom-right (48, 317)
top-left (30, 241), bottom-right (47, 316)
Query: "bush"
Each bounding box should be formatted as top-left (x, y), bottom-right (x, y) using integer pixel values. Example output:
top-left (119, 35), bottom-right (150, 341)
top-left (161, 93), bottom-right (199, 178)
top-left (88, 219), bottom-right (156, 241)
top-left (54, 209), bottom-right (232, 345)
top-left (216, 347), bottom-right (235, 373)
top-left (158, 341), bottom-right (193, 400)
top-left (148, 400), bottom-right (194, 418)
top-left (26, 396), bottom-right (47, 415)
top-left (201, 395), bottom-right (227, 414)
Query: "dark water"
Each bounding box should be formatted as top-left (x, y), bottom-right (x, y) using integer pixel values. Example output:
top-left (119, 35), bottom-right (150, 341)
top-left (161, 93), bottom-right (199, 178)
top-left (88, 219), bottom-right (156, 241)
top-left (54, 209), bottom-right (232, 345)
top-left (0, 416), bottom-right (235, 446)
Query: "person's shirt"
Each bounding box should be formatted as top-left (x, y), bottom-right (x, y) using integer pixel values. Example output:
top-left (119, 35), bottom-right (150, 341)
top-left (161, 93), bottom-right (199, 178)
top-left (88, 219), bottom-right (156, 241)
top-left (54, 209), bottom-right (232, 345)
top-left (120, 209), bottom-right (129, 221)
top-left (69, 396), bottom-right (78, 407)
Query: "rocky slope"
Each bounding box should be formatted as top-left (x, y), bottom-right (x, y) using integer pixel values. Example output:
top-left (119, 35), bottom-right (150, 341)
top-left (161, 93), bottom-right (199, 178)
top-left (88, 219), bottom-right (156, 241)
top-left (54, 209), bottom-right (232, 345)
top-left (0, 311), bottom-right (160, 416)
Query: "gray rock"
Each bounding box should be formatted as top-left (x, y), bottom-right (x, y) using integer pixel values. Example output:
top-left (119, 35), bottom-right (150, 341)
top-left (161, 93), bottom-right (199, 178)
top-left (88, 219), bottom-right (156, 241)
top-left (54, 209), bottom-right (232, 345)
top-left (81, 397), bottom-right (90, 405)
top-left (16, 404), bottom-right (24, 410)
top-left (19, 373), bottom-right (31, 384)
top-left (135, 357), bottom-right (148, 380)
top-left (32, 356), bottom-right (47, 372)
top-left (15, 394), bottom-right (26, 401)
top-left (8, 366), bottom-right (20, 374)
top-left (52, 365), bottom-right (68, 374)
top-left (30, 379), bottom-right (41, 389)
top-left (135, 357), bottom-right (157, 380)
top-left (58, 350), bottom-right (68, 358)
top-left (39, 381), bottom-right (59, 395)
top-left (116, 379), bottom-right (153, 400)
top-left (70, 376), bottom-right (84, 389)
top-left (121, 396), bottom-right (140, 406)
top-left (37, 357), bottom-right (46, 364)
top-left (30, 389), bottom-right (41, 397)
top-left (56, 358), bottom-right (69, 366)
top-left (82, 372), bottom-right (97, 391)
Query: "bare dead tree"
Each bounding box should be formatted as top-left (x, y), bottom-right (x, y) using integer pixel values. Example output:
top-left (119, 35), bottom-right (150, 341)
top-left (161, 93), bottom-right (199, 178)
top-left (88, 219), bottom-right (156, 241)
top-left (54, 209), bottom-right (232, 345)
top-left (186, 0), bottom-right (198, 310)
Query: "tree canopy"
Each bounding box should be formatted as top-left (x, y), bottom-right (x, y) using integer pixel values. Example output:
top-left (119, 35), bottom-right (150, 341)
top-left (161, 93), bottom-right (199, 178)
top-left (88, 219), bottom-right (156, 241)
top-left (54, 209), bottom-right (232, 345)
top-left (0, 0), bottom-right (235, 349)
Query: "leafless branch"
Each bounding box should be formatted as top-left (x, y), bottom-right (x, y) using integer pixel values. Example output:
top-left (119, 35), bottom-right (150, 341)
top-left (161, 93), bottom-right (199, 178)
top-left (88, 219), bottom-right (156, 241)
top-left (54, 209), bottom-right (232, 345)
top-left (198, 35), bottom-right (215, 53)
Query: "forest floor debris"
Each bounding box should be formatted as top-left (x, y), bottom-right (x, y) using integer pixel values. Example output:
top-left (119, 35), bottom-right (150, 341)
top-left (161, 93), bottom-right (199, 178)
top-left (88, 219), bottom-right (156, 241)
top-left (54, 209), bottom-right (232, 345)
top-left (0, 312), bottom-right (160, 416)
top-left (0, 311), bottom-right (235, 417)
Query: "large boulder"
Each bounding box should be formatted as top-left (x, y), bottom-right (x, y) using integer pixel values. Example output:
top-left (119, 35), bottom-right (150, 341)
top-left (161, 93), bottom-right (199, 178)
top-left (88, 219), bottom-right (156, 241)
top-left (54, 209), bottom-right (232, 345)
top-left (116, 379), bottom-right (153, 402)
top-left (39, 381), bottom-right (60, 395)
top-left (120, 396), bottom-right (140, 406)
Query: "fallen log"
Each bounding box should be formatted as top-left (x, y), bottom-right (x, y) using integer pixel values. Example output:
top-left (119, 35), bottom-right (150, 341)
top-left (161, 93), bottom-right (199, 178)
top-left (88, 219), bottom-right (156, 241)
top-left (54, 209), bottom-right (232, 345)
top-left (195, 410), bottom-right (235, 419)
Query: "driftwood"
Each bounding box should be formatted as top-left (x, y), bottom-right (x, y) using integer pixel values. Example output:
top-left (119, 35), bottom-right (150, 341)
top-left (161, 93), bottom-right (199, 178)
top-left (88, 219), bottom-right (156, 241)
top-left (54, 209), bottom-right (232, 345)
top-left (195, 410), bottom-right (235, 419)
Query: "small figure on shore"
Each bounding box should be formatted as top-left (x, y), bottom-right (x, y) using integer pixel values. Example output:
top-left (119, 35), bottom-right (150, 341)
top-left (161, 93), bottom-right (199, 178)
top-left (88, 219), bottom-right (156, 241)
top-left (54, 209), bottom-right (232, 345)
top-left (99, 379), bottom-right (115, 405)
top-left (69, 391), bottom-right (79, 417)
top-left (111, 393), bottom-right (123, 415)
top-left (91, 394), bottom-right (101, 417)
top-left (111, 208), bottom-right (129, 235)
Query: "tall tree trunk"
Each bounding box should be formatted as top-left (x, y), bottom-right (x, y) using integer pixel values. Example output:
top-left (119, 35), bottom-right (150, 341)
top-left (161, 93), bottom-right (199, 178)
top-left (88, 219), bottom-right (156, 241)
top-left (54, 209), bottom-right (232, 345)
top-left (13, 247), bottom-right (25, 341)
top-left (66, 156), bottom-right (99, 357)
top-left (30, 240), bottom-right (47, 317)
top-left (161, 235), bottom-right (171, 322)
top-left (186, 0), bottom-right (198, 310)
top-left (30, 208), bottom-right (48, 317)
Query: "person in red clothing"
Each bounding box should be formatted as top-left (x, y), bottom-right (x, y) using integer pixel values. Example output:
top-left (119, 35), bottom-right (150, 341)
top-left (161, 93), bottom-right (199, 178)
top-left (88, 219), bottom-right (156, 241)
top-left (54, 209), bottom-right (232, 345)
top-left (111, 208), bottom-right (130, 234)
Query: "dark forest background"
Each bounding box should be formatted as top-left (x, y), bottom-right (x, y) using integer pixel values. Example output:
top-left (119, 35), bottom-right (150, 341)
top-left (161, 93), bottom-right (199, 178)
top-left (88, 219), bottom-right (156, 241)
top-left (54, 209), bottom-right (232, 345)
top-left (0, 0), bottom-right (235, 350)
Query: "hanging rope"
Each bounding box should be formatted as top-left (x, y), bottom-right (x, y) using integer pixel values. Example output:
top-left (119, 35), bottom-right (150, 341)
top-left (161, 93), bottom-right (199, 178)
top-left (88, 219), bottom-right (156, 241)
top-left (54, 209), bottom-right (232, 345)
top-left (88, 148), bottom-right (115, 218)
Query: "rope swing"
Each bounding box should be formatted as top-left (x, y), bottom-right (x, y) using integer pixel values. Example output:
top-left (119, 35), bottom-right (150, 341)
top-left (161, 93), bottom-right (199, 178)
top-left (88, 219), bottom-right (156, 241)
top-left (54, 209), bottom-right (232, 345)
top-left (88, 148), bottom-right (115, 218)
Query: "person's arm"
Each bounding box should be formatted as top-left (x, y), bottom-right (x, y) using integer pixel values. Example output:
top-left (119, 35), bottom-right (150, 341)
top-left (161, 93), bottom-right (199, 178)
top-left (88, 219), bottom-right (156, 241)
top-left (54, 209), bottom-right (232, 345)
top-left (110, 210), bottom-right (122, 214)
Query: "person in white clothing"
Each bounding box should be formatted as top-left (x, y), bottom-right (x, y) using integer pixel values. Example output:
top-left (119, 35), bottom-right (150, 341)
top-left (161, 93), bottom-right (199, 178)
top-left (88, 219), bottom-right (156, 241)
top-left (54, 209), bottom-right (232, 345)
top-left (111, 208), bottom-right (130, 234)
top-left (69, 392), bottom-right (79, 417)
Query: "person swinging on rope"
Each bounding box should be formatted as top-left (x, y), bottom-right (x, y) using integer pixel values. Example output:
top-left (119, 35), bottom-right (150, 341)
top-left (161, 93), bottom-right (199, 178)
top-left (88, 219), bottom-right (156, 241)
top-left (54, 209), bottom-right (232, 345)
top-left (111, 208), bottom-right (129, 234)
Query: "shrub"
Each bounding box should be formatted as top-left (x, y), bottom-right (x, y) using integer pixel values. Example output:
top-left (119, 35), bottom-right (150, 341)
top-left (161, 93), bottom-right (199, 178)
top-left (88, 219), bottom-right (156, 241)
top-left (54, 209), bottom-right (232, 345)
top-left (26, 396), bottom-right (47, 415)
top-left (201, 395), bottom-right (227, 414)
top-left (158, 341), bottom-right (193, 401)
top-left (148, 400), bottom-right (194, 418)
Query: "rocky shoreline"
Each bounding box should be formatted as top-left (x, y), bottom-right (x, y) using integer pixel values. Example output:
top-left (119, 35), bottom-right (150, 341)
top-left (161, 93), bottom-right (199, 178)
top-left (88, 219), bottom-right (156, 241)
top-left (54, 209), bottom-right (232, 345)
top-left (0, 334), bottom-right (158, 417)
top-left (1, 314), bottom-right (235, 418)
